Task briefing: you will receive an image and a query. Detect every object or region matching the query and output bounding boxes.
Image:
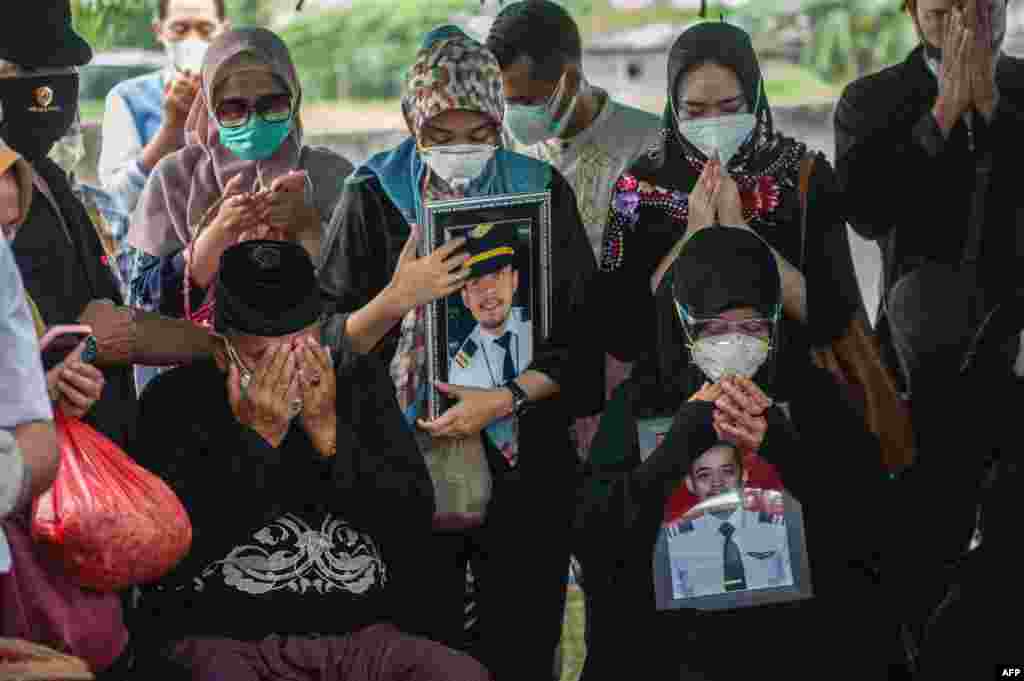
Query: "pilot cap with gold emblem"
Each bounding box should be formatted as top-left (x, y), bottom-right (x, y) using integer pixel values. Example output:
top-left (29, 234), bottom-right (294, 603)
top-left (460, 221), bottom-right (519, 280)
top-left (215, 240), bottom-right (322, 337)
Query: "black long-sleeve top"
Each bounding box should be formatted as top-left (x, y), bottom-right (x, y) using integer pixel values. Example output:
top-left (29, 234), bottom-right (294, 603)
top-left (834, 46), bottom-right (1024, 298)
top-left (126, 344), bottom-right (437, 648)
top-left (574, 360), bottom-right (889, 680)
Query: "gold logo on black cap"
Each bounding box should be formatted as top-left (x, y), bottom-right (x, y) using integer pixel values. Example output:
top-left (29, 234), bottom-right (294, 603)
top-left (251, 244), bottom-right (281, 269)
top-left (28, 86), bottom-right (60, 113)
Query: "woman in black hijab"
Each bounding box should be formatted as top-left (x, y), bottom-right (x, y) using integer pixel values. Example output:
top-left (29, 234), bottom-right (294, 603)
top-left (586, 19), bottom-right (862, 468)
top-left (597, 19), bottom-right (860, 388)
top-left (575, 227), bottom-right (889, 681)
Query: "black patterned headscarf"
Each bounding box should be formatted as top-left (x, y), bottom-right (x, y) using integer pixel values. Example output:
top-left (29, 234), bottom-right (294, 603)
top-left (601, 20), bottom-right (808, 273)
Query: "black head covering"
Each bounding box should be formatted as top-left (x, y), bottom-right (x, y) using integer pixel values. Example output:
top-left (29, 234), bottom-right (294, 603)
top-left (600, 20), bottom-right (808, 278)
top-left (461, 221), bottom-right (518, 279)
top-left (0, 1), bottom-right (92, 69)
top-left (630, 226), bottom-right (807, 415)
top-left (672, 226), bottom-right (782, 318)
top-left (629, 20), bottom-right (805, 182)
top-left (214, 240), bottom-right (322, 337)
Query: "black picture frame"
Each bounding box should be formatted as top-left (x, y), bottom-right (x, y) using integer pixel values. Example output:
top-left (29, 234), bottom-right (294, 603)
top-left (423, 191), bottom-right (553, 421)
top-left (652, 489), bottom-right (814, 612)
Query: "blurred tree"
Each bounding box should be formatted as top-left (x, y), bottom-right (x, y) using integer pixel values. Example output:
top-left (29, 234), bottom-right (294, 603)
top-left (282, 0), bottom-right (472, 101)
top-left (71, 0), bottom-right (157, 51)
top-left (735, 0), bottom-right (916, 83)
top-left (225, 0), bottom-right (276, 26)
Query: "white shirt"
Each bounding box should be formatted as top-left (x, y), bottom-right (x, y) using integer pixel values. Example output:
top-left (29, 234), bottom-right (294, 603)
top-left (506, 88), bottom-right (663, 258)
top-left (449, 307), bottom-right (533, 389)
top-left (0, 238), bottom-right (47, 529)
top-left (668, 505), bottom-right (793, 600)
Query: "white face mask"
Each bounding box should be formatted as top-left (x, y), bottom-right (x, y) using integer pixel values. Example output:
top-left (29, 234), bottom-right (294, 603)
top-left (420, 143), bottom-right (497, 189)
top-left (677, 113), bottom-right (757, 167)
top-left (166, 38), bottom-right (210, 74)
top-left (690, 332), bottom-right (770, 383)
top-left (504, 73), bottom-right (580, 146)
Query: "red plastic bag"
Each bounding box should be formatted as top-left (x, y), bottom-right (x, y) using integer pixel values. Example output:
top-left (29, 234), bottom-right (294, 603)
top-left (31, 410), bottom-right (192, 592)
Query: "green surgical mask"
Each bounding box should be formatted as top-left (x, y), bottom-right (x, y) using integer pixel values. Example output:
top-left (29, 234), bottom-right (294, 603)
top-left (218, 116), bottom-right (293, 161)
top-left (504, 73), bottom-right (578, 146)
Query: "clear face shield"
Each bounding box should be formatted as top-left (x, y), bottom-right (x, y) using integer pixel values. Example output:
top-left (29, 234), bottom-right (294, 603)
top-left (674, 299), bottom-right (781, 383)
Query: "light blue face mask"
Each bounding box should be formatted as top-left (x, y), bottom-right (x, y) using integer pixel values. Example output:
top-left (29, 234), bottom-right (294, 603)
top-left (675, 77), bottom-right (762, 167)
top-left (218, 116), bottom-right (293, 161)
top-left (504, 73), bottom-right (578, 146)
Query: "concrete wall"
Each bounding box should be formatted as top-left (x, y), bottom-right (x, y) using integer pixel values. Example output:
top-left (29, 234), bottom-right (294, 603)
top-left (583, 51), bottom-right (669, 102)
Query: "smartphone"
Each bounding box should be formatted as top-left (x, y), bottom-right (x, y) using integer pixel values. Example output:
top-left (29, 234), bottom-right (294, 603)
top-left (39, 325), bottom-right (95, 365)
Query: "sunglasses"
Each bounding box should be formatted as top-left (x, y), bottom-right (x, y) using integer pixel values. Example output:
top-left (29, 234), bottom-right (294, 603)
top-left (215, 93), bottom-right (293, 129)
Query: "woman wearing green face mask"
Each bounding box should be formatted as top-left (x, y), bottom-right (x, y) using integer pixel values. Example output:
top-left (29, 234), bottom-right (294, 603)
top-left (126, 27), bottom-right (353, 325)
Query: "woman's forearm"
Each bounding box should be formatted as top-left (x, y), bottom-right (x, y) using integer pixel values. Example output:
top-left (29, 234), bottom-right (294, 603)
top-left (295, 207), bottom-right (322, 264)
top-left (493, 369), bottom-right (561, 419)
top-left (344, 284), bottom-right (412, 355)
top-left (186, 223), bottom-right (235, 289)
top-left (517, 369), bottom-right (560, 403)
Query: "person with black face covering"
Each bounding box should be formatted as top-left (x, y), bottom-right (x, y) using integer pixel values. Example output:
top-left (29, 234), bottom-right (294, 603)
top-left (0, 2), bottom-right (215, 448)
top-left (573, 227), bottom-right (889, 681)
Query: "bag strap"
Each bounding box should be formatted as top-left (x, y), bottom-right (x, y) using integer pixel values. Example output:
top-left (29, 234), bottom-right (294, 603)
top-left (797, 152), bottom-right (815, 271)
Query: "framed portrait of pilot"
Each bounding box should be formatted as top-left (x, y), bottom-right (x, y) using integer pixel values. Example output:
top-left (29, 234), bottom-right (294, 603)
top-left (649, 439), bottom-right (813, 612)
top-left (423, 192), bottom-right (552, 421)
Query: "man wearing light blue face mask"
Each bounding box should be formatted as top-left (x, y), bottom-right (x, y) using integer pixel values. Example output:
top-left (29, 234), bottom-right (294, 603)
top-left (486, 1), bottom-right (663, 259)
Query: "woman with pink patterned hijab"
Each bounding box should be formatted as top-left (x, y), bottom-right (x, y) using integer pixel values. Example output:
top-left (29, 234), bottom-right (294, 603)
top-left (126, 26), bottom-right (353, 327)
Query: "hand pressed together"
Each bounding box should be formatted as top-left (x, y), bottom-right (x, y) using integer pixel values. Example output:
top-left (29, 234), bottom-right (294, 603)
top-left (690, 376), bottom-right (770, 452)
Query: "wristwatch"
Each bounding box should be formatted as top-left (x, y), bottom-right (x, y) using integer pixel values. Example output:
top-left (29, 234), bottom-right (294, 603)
top-left (504, 380), bottom-right (529, 417)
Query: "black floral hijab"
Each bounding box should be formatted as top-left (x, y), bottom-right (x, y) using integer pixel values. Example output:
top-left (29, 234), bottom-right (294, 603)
top-left (601, 20), bottom-right (808, 273)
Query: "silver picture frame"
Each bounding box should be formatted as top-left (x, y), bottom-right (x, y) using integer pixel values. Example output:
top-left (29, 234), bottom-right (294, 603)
top-left (422, 191), bottom-right (553, 422)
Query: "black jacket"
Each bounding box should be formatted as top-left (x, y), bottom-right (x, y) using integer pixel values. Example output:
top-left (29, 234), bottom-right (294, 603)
top-left (835, 46), bottom-right (1024, 317)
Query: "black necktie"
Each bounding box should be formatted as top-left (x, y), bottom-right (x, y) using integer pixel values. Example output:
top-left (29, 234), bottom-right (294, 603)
top-left (720, 521), bottom-right (747, 592)
top-left (494, 332), bottom-right (516, 384)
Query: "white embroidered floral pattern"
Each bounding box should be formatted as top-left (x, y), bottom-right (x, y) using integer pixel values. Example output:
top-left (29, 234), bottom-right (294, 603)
top-left (199, 513), bottom-right (386, 596)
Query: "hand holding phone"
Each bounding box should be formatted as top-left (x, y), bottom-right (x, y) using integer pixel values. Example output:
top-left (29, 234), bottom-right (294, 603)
top-left (39, 325), bottom-right (96, 365)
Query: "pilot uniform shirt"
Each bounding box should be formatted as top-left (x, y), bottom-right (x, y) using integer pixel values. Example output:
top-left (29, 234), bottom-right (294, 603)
top-left (449, 307), bottom-right (533, 390)
top-left (669, 506), bottom-right (793, 599)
